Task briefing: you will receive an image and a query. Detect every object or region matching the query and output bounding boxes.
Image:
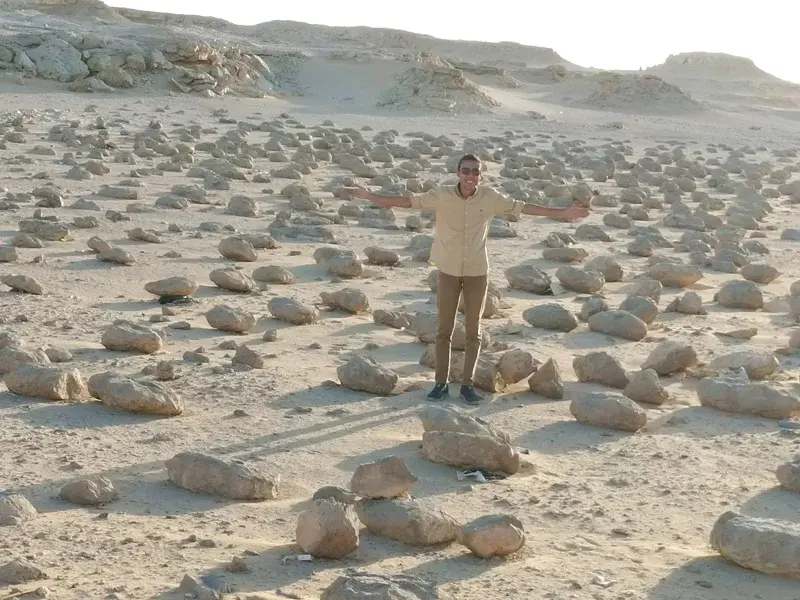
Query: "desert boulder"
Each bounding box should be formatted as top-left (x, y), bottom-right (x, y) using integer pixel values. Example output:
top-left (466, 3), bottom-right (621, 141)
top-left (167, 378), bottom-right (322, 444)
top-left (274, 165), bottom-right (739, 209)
top-left (166, 452), bottom-right (280, 500)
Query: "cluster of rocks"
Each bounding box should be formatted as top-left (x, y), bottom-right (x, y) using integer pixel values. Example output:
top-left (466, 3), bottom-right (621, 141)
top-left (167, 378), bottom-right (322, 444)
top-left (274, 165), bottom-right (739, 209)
top-left (4, 93), bottom-right (800, 599)
top-left (296, 452), bottom-right (524, 564)
top-left (0, 18), bottom-right (276, 97)
top-left (585, 71), bottom-right (705, 113)
top-left (376, 54), bottom-right (500, 113)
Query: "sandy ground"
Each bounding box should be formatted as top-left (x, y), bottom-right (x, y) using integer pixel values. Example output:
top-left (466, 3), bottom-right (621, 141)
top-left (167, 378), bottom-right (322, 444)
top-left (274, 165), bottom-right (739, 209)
top-left (0, 73), bottom-right (800, 600)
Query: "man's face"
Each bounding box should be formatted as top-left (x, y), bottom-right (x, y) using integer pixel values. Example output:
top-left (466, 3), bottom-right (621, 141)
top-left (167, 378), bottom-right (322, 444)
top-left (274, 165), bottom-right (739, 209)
top-left (458, 160), bottom-right (481, 191)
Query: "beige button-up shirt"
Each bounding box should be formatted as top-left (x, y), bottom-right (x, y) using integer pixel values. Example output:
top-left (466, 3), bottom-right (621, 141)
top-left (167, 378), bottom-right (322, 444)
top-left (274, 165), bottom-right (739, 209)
top-left (410, 184), bottom-right (524, 277)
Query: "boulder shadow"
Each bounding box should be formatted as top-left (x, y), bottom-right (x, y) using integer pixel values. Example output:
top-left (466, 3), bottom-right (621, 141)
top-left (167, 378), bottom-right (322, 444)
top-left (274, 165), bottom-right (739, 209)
top-left (90, 299), bottom-right (154, 312)
top-left (6, 403), bottom-right (435, 518)
top-left (277, 263), bottom-right (332, 285)
top-left (402, 553), bottom-right (503, 587)
top-left (644, 406), bottom-right (777, 438)
top-left (64, 258), bottom-right (149, 271)
top-left (149, 533), bottom-right (435, 600)
top-left (738, 486), bottom-right (800, 523)
top-left (155, 257), bottom-right (231, 267)
top-left (559, 329), bottom-right (631, 351)
top-left (334, 440), bottom-right (423, 473)
top-left (645, 555), bottom-right (799, 600)
top-left (515, 420), bottom-right (630, 456)
top-left (21, 472), bottom-right (243, 518)
top-left (268, 382), bottom-right (398, 408)
top-left (327, 322), bottom-right (385, 337)
top-left (381, 290), bottom-right (433, 302)
top-left (0, 394), bottom-right (175, 430)
top-left (192, 283), bottom-right (260, 300)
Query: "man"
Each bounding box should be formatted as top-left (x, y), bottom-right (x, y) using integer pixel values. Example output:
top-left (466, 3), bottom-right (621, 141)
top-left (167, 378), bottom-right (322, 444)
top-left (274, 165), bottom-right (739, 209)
top-left (342, 154), bottom-right (589, 405)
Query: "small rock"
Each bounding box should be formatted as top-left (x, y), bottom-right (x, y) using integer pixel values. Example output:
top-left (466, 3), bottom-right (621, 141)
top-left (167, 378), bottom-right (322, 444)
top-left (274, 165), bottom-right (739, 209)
top-left (5, 364), bottom-right (86, 401)
top-left (624, 369), bottom-right (669, 405)
top-left (497, 349), bottom-right (539, 384)
top-left (144, 277), bottom-right (198, 297)
top-left (350, 456), bottom-right (418, 499)
top-left (527, 358), bottom-right (564, 399)
top-left (542, 247), bottom-right (588, 263)
top-left (665, 292), bottom-right (706, 315)
top-left (740, 263), bottom-right (780, 284)
top-left (555, 265), bottom-right (605, 294)
top-left (0, 493), bottom-right (38, 526)
top-left (420, 405), bottom-right (510, 443)
top-left (619, 295), bottom-right (658, 324)
top-left (227, 556), bottom-right (251, 574)
top-left (206, 305), bottom-right (256, 333)
top-left (1, 274), bottom-right (43, 294)
top-left (209, 267), bottom-right (257, 293)
top-left (708, 351), bottom-right (779, 380)
top-left (166, 452), bottom-right (280, 500)
top-left (252, 265), bottom-right (295, 284)
top-left (697, 371), bottom-right (800, 419)
top-left (584, 255), bottom-right (623, 282)
top-left (422, 430), bottom-right (520, 474)
top-left (320, 288), bottom-right (369, 314)
top-left (642, 341), bottom-right (698, 375)
top-left (570, 391), bottom-right (647, 432)
top-left (355, 498), bottom-right (460, 546)
top-left (219, 237), bottom-right (258, 262)
top-left (60, 477), bottom-right (117, 506)
top-left (716, 280), bottom-right (764, 310)
top-left (268, 297), bottom-right (319, 325)
top-left (101, 322), bottom-right (162, 354)
top-left (460, 514), bottom-right (526, 558)
top-left (296, 499), bottom-right (360, 559)
top-left (232, 345), bottom-right (265, 369)
top-left (365, 246), bottom-right (401, 266)
top-left (88, 372), bottom-right (183, 416)
top-left (710, 511), bottom-right (800, 578)
top-left (0, 558), bottom-right (47, 585)
top-left (573, 352), bottom-right (630, 389)
top-left (580, 296), bottom-right (609, 321)
top-left (522, 304), bottom-right (578, 332)
top-left (588, 310), bottom-right (648, 341)
top-left (649, 263), bottom-right (703, 288)
top-left (373, 309), bottom-right (411, 329)
top-left (776, 457), bottom-right (800, 492)
top-left (98, 247), bottom-right (136, 265)
top-left (337, 356), bottom-right (398, 395)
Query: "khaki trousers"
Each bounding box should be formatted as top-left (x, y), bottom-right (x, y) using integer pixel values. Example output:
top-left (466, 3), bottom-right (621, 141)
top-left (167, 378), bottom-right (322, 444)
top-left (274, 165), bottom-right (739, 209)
top-left (435, 272), bottom-right (488, 387)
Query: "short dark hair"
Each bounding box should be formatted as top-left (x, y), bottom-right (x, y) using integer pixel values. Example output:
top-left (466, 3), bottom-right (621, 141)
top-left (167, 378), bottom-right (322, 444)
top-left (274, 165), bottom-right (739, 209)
top-left (457, 154), bottom-right (481, 170)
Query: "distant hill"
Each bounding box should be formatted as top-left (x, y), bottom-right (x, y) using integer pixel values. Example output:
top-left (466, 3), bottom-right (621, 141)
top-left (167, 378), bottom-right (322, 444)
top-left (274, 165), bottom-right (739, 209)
top-left (646, 52), bottom-right (788, 83)
top-left (0, 0), bottom-right (127, 21)
top-left (112, 9), bottom-right (576, 68)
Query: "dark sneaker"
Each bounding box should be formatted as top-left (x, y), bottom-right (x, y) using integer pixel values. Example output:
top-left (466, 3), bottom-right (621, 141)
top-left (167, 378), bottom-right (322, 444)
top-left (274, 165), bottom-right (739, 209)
top-left (460, 385), bottom-right (481, 405)
top-left (426, 383), bottom-right (449, 401)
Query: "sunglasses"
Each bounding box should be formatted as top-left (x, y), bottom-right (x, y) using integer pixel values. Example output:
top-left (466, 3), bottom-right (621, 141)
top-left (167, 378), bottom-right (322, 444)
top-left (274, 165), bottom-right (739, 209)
top-left (459, 168), bottom-right (481, 176)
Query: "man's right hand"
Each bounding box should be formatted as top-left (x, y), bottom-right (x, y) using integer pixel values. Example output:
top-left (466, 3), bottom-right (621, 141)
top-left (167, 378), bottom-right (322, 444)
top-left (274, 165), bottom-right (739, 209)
top-left (340, 185), bottom-right (370, 200)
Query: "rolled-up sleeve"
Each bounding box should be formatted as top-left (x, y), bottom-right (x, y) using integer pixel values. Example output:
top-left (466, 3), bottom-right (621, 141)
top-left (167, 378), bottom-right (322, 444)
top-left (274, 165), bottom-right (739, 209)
top-left (491, 190), bottom-right (524, 218)
top-left (410, 189), bottom-right (439, 211)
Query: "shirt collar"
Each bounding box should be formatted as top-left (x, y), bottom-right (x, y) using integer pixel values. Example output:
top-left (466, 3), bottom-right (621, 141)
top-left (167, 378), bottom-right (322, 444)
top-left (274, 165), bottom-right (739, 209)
top-left (456, 183), bottom-right (478, 199)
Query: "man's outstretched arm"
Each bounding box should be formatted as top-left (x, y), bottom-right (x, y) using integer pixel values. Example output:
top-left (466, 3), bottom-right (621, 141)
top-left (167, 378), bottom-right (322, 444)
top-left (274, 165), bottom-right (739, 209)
top-left (522, 203), bottom-right (589, 223)
top-left (340, 185), bottom-right (412, 209)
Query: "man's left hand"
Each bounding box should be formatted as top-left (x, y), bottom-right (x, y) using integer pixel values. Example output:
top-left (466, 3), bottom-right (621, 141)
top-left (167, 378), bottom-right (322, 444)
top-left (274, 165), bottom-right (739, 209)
top-left (558, 205), bottom-right (590, 222)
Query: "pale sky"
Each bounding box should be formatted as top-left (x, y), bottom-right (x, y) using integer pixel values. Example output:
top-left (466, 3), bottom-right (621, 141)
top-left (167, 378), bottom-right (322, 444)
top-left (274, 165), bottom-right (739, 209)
top-left (108, 0), bottom-right (799, 83)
